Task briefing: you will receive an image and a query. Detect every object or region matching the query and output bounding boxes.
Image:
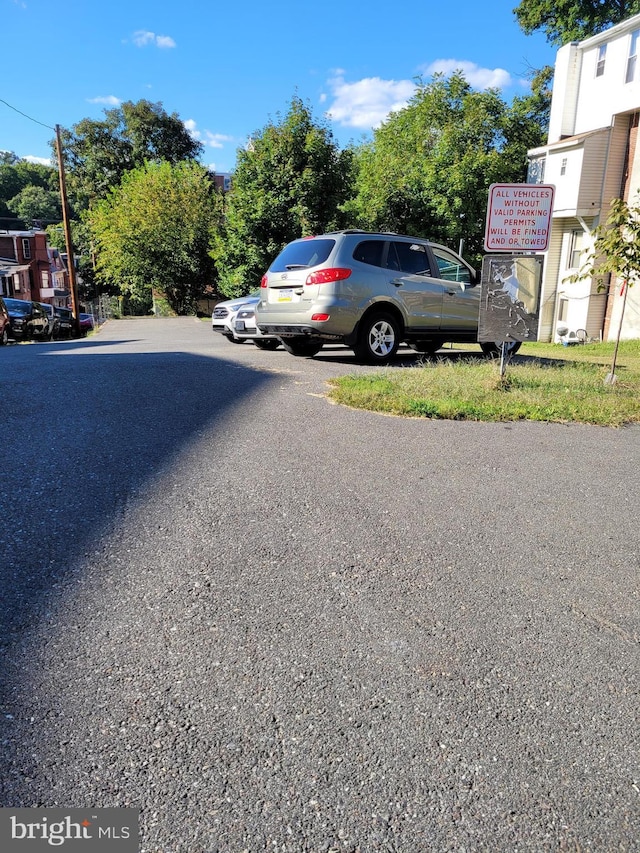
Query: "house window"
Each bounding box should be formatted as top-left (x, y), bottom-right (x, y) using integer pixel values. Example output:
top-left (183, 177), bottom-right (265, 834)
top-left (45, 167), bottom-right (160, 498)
top-left (596, 44), bottom-right (606, 77)
top-left (568, 230), bottom-right (583, 269)
top-left (626, 30), bottom-right (639, 83)
top-left (560, 158), bottom-right (567, 176)
top-left (558, 298), bottom-right (569, 322)
top-left (22, 238), bottom-right (31, 259)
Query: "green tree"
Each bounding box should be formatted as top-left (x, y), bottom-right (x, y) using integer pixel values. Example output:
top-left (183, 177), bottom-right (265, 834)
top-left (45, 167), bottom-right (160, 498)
top-left (89, 161), bottom-right (222, 314)
top-left (345, 72), bottom-right (547, 263)
top-left (212, 96), bottom-right (354, 298)
top-left (514, 0), bottom-right (640, 45)
top-left (570, 195), bottom-right (640, 381)
top-left (56, 99), bottom-right (203, 208)
top-left (0, 156), bottom-right (58, 226)
top-left (0, 151), bottom-right (21, 165)
top-left (8, 185), bottom-right (62, 227)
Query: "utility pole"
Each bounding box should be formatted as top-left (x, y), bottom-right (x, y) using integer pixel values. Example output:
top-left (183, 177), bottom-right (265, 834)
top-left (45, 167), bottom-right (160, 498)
top-left (55, 124), bottom-right (80, 337)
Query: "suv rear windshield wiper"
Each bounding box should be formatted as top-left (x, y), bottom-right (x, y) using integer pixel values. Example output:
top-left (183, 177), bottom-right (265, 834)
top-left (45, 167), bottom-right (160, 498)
top-left (285, 263), bottom-right (309, 270)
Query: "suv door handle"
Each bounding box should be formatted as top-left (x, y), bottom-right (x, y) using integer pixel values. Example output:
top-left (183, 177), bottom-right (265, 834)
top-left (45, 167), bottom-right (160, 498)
top-left (391, 279), bottom-right (403, 287)
top-left (446, 289), bottom-right (457, 296)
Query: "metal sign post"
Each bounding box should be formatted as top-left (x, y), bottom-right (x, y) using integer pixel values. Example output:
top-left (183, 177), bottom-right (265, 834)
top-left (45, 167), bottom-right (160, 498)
top-left (478, 254), bottom-right (545, 371)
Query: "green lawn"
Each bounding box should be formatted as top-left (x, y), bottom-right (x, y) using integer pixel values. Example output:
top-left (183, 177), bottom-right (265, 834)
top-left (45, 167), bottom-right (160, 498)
top-left (326, 340), bottom-right (640, 427)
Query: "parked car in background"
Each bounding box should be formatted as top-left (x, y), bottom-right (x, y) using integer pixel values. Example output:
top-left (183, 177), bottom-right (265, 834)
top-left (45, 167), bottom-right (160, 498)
top-left (0, 296), bottom-right (10, 345)
top-left (54, 306), bottom-right (74, 339)
top-left (40, 303), bottom-right (59, 340)
top-left (256, 230), bottom-right (521, 363)
top-left (78, 313), bottom-right (95, 336)
top-left (211, 293), bottom-right (259, 343)
top-left (232, 302), bottom-right (281, 350)
top-left (4, 298), bottom-right (50, 342)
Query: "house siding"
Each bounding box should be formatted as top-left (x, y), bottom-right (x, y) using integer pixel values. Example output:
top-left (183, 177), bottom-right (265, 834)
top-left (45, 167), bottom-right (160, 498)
top-left (528, 12), bottom-right (640, 342)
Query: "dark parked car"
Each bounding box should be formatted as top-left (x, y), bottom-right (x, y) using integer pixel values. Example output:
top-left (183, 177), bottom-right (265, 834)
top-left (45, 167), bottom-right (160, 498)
top-left (54, 306), bottom-right (74, 339)
top-left (0, 296), bottom-right (10, 345)
top-left (40, 303), bottom-right (58, 339)
top-left (4, 298), bottom-right (50, 342)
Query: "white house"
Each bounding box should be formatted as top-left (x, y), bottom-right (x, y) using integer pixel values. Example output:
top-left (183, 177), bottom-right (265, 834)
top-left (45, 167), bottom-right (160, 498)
top-left (527, 13), bottom-right (640, 342)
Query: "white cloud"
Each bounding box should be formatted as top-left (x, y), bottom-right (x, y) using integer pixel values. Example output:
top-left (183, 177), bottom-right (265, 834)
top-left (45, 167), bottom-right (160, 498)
top-left (132, 30), bottom-right (176, 49)
top-left (323, 60), bottom-right (525, 131)
top-left (24, 155), bottom-right (52, 166)
top-left (323, 74), bottom-right (416, 129)
top-left (184, 119), bottom-right (199, 138)
top-left (133, 30), bottom-right (155, 47)
top-left (422, 59), bottom-right (513, 89)
top-left (155, 35), bottom-right (177, 49)
top-left (88, 95), bottom-right (122, 106)
top-left (203, 131), bottom-right (233, 149)
top-left (185, 120), bottom-right (233, 149)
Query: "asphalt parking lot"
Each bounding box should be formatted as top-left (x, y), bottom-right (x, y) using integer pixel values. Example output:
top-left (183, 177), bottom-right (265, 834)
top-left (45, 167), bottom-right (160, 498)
top-left (1, 317), bottom-right (638, 852)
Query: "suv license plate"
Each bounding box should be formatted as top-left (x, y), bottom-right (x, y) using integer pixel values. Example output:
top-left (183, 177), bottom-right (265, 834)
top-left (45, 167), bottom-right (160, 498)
top-left (277, 289), bottom-right (294, 302)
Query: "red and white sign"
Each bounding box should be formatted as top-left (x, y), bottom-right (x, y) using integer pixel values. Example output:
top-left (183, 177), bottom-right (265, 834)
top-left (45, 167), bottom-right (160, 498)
top-left (484, 183), bottom-right (555, 253)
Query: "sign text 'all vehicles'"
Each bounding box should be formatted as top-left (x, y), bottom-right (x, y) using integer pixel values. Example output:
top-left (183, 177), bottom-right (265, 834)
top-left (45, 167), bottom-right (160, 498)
top-left (484, 184), bottom-right (555, 253)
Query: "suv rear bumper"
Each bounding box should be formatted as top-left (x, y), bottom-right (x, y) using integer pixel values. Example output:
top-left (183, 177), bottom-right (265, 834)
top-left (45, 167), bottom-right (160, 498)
top-left (257, 323), bottom-right (343, 341)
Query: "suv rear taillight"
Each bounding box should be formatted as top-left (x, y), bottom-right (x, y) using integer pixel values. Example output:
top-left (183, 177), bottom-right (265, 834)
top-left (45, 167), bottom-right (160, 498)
top-left (306, 268), bottom-right (352, 285)
top-left (260, 275), bottom-right (268, 288)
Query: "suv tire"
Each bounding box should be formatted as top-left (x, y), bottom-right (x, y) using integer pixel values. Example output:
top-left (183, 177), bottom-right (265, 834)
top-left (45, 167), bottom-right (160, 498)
top-left (409, 340), bottom-right (442, 355)
top-left (281, 338), bottom-right (323, 358)
top-left (480, 341), bottom-right (522, 357)
top-left (253, 339), bottom-right (280, 351)
top-left (354, 312), bottom-right (400, 364)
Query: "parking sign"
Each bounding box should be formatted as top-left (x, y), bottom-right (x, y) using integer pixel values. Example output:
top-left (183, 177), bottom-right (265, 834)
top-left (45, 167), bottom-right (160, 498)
top-left (484, 184), bottom-right (555, 253)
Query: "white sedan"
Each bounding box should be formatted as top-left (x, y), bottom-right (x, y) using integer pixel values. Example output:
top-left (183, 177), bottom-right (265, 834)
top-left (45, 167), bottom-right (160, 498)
top-left (211, 294), bottom-right (259, 343)
top-left (233, 302), bottom-right (281, 350)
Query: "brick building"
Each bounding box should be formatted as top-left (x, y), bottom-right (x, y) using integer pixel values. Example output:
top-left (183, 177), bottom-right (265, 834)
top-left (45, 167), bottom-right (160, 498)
top-left (0, 230), bottom-right (70, 306)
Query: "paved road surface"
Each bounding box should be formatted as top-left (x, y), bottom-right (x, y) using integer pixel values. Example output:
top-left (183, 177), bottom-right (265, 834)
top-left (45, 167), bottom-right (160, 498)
top-left (1, 318), bottom-right (638, 852)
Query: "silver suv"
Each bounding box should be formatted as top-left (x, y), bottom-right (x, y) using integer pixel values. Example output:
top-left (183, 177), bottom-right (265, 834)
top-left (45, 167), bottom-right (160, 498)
top-left (256, 230), bottom-right (516, 363)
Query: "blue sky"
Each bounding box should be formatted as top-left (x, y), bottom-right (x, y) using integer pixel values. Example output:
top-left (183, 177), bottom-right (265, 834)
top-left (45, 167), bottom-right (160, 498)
top-left (2, 0), bottom-right (557, 174)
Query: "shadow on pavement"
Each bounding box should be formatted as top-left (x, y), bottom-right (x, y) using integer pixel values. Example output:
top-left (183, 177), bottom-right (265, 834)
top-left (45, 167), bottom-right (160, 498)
top-left (0, 342), bottom-right (274, 647)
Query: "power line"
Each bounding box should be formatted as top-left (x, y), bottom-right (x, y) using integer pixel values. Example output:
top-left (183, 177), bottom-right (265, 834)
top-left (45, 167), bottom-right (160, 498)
top-left (0, 97), bottom-right (55, 131)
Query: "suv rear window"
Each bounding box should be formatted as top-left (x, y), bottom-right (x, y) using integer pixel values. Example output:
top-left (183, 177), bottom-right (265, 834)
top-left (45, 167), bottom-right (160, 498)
top-left (270, 239), bottom-right (335, 272)
top-left (352, 240), bottom-right (386, 267)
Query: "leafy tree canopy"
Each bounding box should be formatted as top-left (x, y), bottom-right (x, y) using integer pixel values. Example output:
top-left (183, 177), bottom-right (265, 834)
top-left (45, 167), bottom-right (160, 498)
top-left (344, 72), bottom-right (548, 263)
top-left (8, 185), bottom-right (62, 228)
top-left (212, 96), bottom-right (355, 298)
top-left (1, 151), bottom-right (21, 165)
top-left (56, 99), bottom-right (203, 208)
top-left (0, 155), bottom-right (58, 226)
top-left (88, 160), bottom-right (222, 314)
top-left (514, 0), bottom-right (640, 46)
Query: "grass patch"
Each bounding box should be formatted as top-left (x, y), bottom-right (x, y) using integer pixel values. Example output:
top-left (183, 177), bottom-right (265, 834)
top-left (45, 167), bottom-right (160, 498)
top-left (326, 340), bottom-right (640, 427)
